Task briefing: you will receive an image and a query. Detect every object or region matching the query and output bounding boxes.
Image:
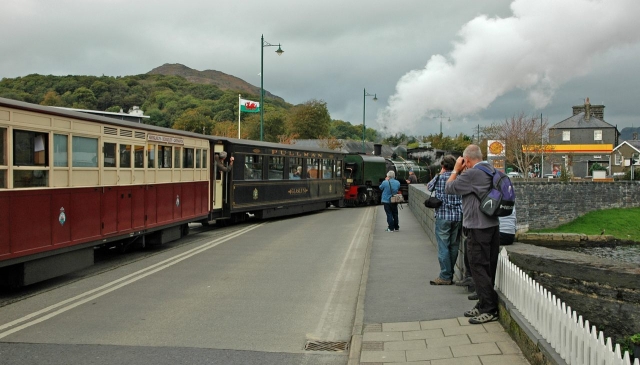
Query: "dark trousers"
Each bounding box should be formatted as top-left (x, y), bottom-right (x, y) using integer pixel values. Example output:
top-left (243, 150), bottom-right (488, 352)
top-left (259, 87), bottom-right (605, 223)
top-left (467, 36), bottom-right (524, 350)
top-left (383, 202), bottom-right (399, 230)
top-left (464, 226), bottom-right (500, 314)
top-left (500, 232), bottom-right (515, 245)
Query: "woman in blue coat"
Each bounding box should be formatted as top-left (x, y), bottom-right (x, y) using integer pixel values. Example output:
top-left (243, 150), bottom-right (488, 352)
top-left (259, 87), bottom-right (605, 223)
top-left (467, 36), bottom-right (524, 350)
top-left (380, 170), bottom-right (401, 232)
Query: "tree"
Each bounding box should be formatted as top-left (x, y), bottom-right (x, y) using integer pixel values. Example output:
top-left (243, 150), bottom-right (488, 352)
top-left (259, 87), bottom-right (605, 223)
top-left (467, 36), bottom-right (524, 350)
top-left (72, 87), bottom-right (97, 109)
top-left (285, 99), bottom-right (331, 139)
top-left (483, 113), bottom-right (550, 179)
top-left (172, 109), bottom-right (214, 134)
top-left (317, 136), bottom-right (344, 150)
top-left (40, 91), bottom-right (64, 106)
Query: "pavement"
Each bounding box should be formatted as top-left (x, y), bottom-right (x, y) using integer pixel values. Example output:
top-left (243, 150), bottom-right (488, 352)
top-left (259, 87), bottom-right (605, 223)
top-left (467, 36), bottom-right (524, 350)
top-left (350, 204), bottom-right (530, 365)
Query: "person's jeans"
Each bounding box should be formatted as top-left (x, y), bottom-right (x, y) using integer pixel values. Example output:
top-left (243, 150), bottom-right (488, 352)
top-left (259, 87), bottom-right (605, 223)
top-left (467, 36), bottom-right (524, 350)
top-left (435, 217), bottom-right (461, 280)
top-left (383, 203), bottom-right (399, 230)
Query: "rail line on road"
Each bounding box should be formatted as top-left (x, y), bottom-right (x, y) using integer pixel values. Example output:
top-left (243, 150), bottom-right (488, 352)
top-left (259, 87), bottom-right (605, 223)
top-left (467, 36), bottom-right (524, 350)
top-left (0, 223), bottom-right (265, 340)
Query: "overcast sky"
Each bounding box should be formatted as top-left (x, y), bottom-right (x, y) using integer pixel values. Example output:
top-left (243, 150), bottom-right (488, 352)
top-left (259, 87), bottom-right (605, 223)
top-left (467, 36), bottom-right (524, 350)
top-left (2, 0), bottom-right (640, 138)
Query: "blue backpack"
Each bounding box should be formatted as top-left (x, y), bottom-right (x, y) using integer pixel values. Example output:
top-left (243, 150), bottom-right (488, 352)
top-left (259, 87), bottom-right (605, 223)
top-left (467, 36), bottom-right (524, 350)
top-left (474, 163), bottom-right (515, 217)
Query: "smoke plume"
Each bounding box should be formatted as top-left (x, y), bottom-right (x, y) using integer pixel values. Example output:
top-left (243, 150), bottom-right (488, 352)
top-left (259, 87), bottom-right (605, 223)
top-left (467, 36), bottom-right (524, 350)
top-left (380, 0), bottom-right (640, 134)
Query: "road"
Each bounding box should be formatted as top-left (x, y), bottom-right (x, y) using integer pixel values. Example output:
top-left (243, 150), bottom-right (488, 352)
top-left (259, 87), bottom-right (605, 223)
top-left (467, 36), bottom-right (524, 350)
top-left (0, 206), bottom-right (375, 365)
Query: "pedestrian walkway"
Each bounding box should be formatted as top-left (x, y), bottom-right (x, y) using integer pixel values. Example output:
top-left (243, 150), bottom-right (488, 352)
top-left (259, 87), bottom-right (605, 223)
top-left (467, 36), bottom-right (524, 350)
top-left (351, 204), bottom-right (530, 365)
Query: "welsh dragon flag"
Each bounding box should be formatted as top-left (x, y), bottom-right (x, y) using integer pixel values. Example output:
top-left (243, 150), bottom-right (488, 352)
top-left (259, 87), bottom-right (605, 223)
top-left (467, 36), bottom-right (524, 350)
top-left (240, 98), bottom-right (260, 113)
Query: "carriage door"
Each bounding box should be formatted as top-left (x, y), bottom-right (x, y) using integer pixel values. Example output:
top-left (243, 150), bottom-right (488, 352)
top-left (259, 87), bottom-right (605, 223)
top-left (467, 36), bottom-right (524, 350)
top-left (212, 145), bottom-right (225, 211)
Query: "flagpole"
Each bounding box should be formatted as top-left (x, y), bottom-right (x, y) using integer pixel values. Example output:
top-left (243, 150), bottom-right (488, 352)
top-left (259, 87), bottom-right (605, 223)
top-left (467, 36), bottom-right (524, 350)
top-left (238, 94), bottom-right (241, 139)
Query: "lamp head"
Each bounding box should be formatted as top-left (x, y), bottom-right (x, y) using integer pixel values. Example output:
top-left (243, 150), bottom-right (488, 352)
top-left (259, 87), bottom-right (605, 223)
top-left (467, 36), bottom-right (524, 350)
top-left (276, 45), bottom-right (284, 56)
top-left (373, 94), bottom-right (378, 101)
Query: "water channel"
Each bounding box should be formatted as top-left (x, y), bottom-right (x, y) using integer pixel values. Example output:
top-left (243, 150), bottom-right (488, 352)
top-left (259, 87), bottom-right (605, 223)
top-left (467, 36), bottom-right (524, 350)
top-left (560, 243), bottom-right (640, 265)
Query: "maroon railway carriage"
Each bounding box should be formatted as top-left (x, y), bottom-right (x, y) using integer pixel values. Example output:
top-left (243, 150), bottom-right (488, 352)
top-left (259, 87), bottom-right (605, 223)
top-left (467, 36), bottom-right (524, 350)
top-left (0, 98), bottom-right (211, 286)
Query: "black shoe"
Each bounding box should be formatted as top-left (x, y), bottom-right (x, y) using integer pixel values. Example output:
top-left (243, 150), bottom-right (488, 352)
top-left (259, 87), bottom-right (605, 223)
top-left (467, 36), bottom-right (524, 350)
top-left (468, 312), bottom-right (498, 324)
top-left (468, 292), bottom-right (478, 301)
top-left (455, 277), bottom-right (473, 286)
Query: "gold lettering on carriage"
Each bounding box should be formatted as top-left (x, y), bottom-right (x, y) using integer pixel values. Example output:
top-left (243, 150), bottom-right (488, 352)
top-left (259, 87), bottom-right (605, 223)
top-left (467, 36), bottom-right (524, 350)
top-left (271, 149), bottom-right (323, 158)
top-left (288, 187), bottom-right (308, 195)
top-left (148, 134), bottom-right (185, 145)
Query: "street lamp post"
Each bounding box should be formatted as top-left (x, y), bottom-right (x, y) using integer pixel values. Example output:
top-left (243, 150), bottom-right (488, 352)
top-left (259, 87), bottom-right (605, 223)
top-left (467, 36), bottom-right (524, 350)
top-left (260, 34), bottom-right (283, 142)
top-left (435, 112), bottom-right (450, 135)
top-left (362, 88), bottom-right (377, 153)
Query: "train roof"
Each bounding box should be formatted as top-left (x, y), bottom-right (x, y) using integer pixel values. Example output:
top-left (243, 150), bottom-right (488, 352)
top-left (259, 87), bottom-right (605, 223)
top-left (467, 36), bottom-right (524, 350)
top-left (0, 97), bottom-right (343, 155)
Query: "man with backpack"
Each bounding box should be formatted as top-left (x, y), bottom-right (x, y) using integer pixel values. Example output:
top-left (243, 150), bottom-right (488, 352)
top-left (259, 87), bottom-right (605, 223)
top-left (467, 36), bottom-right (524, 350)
top-left (444, 144), bottom-right (501, 324)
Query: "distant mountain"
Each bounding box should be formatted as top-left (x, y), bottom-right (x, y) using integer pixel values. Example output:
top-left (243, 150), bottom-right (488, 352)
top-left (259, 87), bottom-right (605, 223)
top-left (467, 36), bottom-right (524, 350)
top-left (147, 63), bottom-right (283, 102)
top-left (620, 127), bottom-right (640, 142)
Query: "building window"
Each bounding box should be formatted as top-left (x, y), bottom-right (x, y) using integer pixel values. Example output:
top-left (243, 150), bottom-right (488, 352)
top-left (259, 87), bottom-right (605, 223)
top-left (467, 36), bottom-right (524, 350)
top-left (615, 154), bottom-right (621, 165)
top-left (562, 131), bottom-right (570, 141)
top-left (594, 130), bottom-right (602, 141)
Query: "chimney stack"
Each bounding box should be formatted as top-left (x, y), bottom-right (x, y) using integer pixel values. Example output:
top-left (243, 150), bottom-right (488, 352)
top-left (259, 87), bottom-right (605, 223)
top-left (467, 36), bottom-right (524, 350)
top-left (584, 97), bottom-right (591, 122)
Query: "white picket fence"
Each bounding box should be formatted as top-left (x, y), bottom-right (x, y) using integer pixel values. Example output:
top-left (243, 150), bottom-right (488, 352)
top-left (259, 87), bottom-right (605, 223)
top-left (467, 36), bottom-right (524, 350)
top-left (496, 248), bottom-right (639, 365)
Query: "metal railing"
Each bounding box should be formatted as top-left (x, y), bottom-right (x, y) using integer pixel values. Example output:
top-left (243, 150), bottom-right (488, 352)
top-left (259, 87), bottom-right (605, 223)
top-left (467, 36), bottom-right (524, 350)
top-left (496, 248), bottom-right (639, 365)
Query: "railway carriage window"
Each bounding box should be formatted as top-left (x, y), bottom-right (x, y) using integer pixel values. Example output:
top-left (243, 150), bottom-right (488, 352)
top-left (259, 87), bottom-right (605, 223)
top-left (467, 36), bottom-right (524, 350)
top-left (13, 130), bottom-right (49, 166)
top-left (202, 149), bottom-right (207, 168)
top-left (0, 170), bottom-right (5, 188)
top-left (134, 145), bottom-right (144, 168)
top-left (290, 157), bottom-right (303, 179)
top-left (0, 128), bottom-right (6, 166)
top-left (147, 144), bottom-right (155, 168)
top-left (268, 156), bottom-right (284, 180)
top-left (322, 159), bottom-right (334, 179)
top-left (103, 142), bottom-right (116, 167)
top-left (335, 160), bottom-right (342, 177)
top-left (244, 155), bottom-right (262, 180)
top-left (119, 144), bottom-right (132, 168)
top-left (72, 136), bottom-right (98, 167)
top-left (306, 158), bottom-right (319, 179)
top-left (183, 148), bottom-right (194, 168)
top-left (53, 134), bottom-right (68, 167)
top-left (174, 147), bottom-right (181, 168)
top-left (196, 149), bottom-right (201, 168)
top-left (158, 145), bottom-right (172, 168)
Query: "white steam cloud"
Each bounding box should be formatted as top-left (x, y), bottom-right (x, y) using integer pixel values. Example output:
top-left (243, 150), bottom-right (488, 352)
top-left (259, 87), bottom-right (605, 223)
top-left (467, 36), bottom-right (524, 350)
top-left (381, 0), bottom-right (640, 134)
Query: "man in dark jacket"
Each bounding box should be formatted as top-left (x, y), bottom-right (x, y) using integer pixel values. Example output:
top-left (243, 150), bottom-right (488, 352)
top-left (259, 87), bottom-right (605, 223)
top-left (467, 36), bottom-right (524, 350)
top-left (444, 144), bottom-right (500, 324)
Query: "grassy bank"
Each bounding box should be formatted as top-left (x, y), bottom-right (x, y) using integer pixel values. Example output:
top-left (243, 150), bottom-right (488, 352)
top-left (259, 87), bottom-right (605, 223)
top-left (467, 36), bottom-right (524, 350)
top-left (531, 207), bottom-right (640, 242)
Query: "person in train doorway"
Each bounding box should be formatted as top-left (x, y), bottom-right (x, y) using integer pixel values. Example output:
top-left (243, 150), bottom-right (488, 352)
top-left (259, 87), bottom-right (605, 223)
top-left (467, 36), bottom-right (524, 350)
top-left (214, 151), bottom-right (234, 172)
top-left (426, 155), bottom-right (462, 286)
top-left (406, 169), bottom-right (417, 184)
top-left (444, 144), bottom-right (500, 325)
top-left (380, 171), bottom-right (400, 232)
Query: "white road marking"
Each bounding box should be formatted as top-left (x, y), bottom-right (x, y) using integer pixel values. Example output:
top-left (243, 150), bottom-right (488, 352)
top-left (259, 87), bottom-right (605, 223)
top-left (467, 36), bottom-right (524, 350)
top-left (0, 223), bottom-right (265, 339)
top-left (310, 207), bottom-right (372, 340)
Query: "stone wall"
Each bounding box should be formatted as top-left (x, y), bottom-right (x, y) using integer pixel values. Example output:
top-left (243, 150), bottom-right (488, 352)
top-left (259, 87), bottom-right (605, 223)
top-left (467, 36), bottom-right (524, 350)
top-left (513, 180), bottom-right (640, 230)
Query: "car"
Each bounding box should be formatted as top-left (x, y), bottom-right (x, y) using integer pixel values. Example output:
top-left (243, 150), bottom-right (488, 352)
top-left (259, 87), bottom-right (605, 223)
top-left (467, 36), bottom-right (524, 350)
top-left (507, 172), bottom-right (523, 178)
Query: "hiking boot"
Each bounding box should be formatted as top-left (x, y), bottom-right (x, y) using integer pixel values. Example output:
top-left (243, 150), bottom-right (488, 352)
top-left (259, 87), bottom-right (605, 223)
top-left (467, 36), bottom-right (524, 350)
top-left (464, 306), bottom-right (480, 317)
top-left (455, 277), bottom-right (474, 287)
top-left (430, 277), bottom-right (452, 285)
top-left (468, 312), bottom-right (498, 324)
top-left (468, 292), bottom-right (478, 301)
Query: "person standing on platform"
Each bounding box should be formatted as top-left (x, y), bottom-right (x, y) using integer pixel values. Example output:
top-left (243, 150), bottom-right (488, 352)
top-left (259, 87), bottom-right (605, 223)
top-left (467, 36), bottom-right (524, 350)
top-left (426, 156), bottom-right (462, 286)
top-left (380, 171), bottom-right (400, 232)
top-left (499, 206), bottom-right (516, 246)
top-left (406, 169), bottom-right (417, 184)
top-left (445, 145), bottom-right (500, 324)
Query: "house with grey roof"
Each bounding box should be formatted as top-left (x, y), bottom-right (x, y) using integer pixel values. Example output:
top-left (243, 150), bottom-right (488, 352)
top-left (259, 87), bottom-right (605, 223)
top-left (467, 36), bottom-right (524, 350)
top-left (611, 139), bottom-right (640, 176)
top-left (545, 98), bottom-right (619, 177)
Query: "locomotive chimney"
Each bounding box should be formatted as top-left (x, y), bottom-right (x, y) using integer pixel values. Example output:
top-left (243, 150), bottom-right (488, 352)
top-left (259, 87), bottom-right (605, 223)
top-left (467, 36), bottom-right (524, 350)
top-left (374, 144), bottom-right (382, 156)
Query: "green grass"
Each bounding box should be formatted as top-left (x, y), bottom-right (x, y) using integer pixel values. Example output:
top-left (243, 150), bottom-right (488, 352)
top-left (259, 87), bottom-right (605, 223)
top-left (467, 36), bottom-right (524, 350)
top-left (531, 207), bottom-right (640, 242)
